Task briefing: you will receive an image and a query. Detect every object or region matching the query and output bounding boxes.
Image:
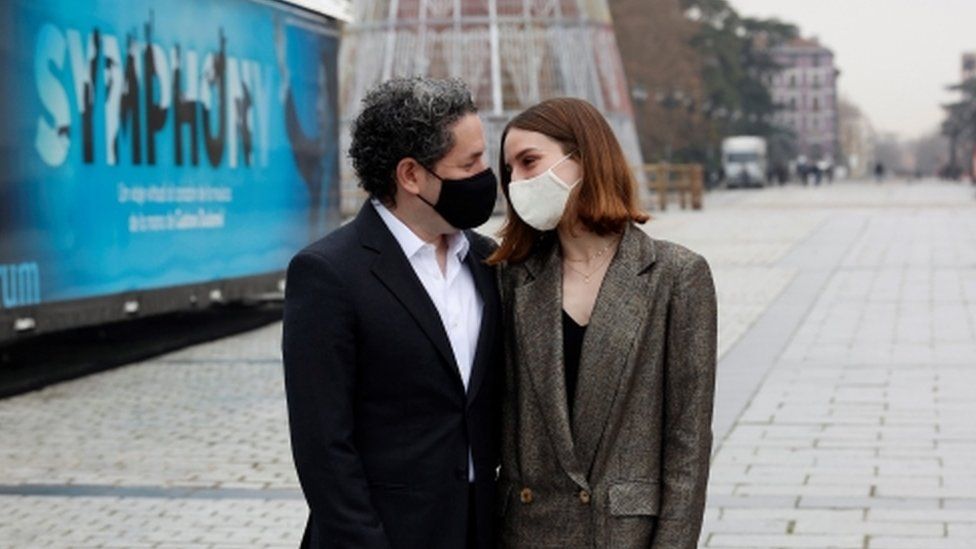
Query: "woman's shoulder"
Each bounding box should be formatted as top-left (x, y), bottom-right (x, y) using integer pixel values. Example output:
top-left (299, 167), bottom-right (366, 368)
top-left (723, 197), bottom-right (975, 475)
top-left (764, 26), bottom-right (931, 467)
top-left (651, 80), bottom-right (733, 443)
top-left (642, 234), bottom-right (710, 275)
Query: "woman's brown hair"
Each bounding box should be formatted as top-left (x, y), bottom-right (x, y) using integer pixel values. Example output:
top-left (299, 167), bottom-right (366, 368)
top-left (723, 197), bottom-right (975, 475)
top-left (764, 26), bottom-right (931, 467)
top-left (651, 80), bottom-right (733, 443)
top-left (487, 97), bottom-right (649, 265)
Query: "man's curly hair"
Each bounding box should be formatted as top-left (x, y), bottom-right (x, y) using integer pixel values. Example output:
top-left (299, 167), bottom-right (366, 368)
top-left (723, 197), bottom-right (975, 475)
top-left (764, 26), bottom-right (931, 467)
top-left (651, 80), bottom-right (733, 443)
top-left (349, 77), bottom-right (477, 206)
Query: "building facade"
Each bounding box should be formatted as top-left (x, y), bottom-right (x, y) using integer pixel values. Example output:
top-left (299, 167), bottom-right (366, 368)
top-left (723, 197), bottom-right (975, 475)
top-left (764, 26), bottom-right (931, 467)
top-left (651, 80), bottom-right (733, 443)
top-left (769, 37), bottom-right (841, 165)
top-left (337, 0), bottom-right (645, 213)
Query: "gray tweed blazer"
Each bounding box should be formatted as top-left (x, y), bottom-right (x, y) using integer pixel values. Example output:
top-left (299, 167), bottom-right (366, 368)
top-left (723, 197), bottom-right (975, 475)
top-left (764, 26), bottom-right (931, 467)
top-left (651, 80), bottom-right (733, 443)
top-left (496, 223), bottom-right (717, 549)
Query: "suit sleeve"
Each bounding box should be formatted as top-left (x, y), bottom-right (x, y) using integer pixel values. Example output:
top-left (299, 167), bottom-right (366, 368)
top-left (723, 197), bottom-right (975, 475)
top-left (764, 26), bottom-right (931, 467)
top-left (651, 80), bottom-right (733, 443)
top-left (282, 251), bottom-right (391, 549)
top-left (651, 254), bottom-right (717, 549)
top-left (496, 263), bottom-right (518, 478)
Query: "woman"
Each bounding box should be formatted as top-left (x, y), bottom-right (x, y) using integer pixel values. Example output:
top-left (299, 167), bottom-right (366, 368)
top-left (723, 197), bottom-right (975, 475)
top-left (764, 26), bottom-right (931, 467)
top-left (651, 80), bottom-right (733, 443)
top-left (488, 98), bottom-right (716, 549)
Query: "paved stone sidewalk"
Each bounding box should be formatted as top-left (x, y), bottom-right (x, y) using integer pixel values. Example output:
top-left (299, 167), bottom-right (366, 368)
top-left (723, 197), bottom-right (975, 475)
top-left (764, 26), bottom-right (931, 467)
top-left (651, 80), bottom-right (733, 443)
top-left (0, 324), bottom-right (305, 547)
top-left (700, 181), bottom-right (976, 548)
top-left (1, 180), bottom-right (973, 547)
top-left (0, 496), bottom-right (306, 548)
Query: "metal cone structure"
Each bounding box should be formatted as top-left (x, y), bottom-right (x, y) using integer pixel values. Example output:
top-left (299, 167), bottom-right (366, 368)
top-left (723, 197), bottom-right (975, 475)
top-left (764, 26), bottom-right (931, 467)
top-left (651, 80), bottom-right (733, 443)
top-left (338, 0), bottom-right (646, 212)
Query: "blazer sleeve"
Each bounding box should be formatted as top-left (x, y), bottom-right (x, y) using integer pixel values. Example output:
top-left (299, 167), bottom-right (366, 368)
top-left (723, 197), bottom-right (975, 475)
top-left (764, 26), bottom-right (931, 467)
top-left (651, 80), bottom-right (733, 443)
top-left (281, 251), bottom-right (391, 549)
top-left (651, 254), bottom-right (717, 549)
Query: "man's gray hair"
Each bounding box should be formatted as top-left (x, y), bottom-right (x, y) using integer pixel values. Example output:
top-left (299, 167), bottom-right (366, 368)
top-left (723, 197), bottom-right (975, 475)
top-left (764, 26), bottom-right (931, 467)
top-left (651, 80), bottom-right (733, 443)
top-left (349, 77), bottom-right (477, 206)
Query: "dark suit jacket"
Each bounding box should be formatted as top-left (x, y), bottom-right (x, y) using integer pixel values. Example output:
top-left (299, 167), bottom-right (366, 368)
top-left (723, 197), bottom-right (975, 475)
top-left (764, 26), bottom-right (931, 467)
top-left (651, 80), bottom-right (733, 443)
top-left (282, 202), bottom-right (501, 549)
top-left (496, 224), bottom-right (717, 549)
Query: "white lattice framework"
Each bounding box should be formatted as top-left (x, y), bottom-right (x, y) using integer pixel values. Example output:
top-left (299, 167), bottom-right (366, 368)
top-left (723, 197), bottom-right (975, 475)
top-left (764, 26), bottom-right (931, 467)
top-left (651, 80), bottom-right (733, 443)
top-left (338, 0), bottom-right (646, 213)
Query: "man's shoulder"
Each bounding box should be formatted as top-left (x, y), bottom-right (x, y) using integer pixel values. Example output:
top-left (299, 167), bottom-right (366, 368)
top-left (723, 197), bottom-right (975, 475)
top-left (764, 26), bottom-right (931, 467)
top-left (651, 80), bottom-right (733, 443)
top-left (466, 229), bottom-right (499, 259)
top-left (293, 220), bottom-right (362, 267)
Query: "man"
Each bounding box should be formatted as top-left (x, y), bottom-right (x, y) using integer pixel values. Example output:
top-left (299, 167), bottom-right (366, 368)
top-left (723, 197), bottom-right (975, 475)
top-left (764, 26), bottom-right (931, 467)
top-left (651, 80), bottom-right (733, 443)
top-left (282, 77), bottom-right (501, 549)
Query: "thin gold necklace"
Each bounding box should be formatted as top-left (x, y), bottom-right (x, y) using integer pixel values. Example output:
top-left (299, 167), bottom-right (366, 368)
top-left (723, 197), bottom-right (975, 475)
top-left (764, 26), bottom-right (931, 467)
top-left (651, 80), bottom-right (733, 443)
top-left (563, 239), bottom-right (614, 263)
top-left (563, 245), bottom-right (615, 284)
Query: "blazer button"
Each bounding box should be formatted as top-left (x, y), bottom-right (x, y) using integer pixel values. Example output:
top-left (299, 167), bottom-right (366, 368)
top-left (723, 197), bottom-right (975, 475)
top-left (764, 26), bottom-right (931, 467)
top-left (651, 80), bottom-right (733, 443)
top-left (578, 490), bottom-right (590, 504)
top-left (519, 487), bottom-right (534, 504)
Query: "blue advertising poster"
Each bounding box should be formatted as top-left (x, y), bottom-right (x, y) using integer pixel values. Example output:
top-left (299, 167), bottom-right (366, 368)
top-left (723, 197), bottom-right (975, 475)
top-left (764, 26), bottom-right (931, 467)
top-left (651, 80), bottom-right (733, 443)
top-left (0, 0), bottom-right (340, 313)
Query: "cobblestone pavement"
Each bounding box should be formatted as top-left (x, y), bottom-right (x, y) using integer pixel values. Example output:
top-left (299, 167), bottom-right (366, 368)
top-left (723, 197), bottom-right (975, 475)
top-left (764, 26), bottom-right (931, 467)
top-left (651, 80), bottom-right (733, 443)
top-left (1, 180), bottom-right (974, 547)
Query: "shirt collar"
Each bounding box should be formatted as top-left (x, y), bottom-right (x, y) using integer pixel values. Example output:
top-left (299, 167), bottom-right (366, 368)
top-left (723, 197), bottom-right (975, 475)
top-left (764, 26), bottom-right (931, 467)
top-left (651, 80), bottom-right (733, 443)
top-left (373, 200), bottom-right (470, 262)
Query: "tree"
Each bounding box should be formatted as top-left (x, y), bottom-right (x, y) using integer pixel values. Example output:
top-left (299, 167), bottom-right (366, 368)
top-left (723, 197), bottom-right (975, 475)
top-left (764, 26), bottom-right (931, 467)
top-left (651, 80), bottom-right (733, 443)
top-left (609, 0), bottom-right (799, 172)
top-left (608, 0), bottom-right (703, 164)
top-left (680, 0), bottom-right (798, 170)
top-left (941, 77), bottom-right (976, 180)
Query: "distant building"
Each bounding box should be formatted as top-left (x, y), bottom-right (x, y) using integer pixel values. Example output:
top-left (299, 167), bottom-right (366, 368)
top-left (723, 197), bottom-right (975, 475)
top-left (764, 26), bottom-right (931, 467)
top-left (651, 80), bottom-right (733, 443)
top-left (769, 37), bottom-right (841, 164)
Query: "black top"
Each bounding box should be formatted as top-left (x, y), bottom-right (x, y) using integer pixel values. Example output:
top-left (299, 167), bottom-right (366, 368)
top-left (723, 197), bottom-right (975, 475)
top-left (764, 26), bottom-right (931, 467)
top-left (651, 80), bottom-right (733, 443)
top-left (562, 310), bottom-right (587, 417)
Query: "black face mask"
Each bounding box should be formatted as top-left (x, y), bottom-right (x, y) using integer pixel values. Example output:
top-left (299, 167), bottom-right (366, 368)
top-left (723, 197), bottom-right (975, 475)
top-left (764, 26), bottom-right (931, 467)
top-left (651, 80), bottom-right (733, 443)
top-left (418, 166), bottom-right (498, 229)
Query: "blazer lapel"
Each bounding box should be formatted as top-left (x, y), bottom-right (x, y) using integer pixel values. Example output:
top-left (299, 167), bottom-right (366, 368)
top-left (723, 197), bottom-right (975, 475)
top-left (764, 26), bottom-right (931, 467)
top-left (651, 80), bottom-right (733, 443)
top-left (464, 238), bottom-right (498, 406)
top-left (356, 203), bottom-right (465, 393)
top-left (572, 225), bottom-right (657, 476)
top-left (514, 243), bottom-right (589, 491)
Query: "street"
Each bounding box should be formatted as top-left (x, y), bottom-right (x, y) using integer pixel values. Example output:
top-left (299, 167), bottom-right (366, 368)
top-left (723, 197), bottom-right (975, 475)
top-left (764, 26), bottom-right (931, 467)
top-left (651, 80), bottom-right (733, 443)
top-left (1, 179), bottom-right (975, 548)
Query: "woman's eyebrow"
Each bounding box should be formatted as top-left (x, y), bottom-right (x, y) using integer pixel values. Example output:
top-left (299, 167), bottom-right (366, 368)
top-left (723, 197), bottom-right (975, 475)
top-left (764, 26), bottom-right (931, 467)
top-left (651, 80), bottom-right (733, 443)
top-left (511, 147), bottom-right (539, 163)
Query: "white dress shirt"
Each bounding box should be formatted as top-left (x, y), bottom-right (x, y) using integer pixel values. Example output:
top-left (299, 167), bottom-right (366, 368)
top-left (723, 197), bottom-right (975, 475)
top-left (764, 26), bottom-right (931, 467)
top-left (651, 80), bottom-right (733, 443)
top-left (373, 201), bottom-right (483, 480)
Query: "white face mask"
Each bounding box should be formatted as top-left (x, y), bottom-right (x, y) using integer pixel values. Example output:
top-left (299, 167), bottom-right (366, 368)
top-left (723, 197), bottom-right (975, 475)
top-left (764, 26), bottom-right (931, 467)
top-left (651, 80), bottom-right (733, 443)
top-left (507, 153), bottom-right (581, 231)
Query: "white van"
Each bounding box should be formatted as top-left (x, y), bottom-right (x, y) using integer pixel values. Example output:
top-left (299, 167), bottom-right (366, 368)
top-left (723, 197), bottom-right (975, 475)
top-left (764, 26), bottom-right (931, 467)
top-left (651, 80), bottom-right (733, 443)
top-left (722, 136), bottom-right (768, 188)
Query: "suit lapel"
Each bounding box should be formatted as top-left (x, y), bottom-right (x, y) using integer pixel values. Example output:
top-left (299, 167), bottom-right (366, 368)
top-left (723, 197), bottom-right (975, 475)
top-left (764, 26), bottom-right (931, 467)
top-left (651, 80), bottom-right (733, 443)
top-left (572, 225), bottom-right (657, 475)
top-left (514, 243), bottom-right (589, 491)
top-left (464, 237), bottom-right (497, 406)
top-left (357, 203), bottom-right (465, 394)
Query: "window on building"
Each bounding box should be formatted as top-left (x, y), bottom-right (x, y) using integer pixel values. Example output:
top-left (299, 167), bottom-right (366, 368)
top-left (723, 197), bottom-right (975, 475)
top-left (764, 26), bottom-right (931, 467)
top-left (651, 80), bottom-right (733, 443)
top-left (789, 74), bottom-right (796, 88)
top-left (813, 97), bottom-right (820, 112)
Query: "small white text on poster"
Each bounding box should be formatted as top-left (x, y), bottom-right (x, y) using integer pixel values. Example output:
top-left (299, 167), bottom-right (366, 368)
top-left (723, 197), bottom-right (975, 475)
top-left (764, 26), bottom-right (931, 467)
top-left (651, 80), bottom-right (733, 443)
top-left (119, 183), bottom-right (233, 233)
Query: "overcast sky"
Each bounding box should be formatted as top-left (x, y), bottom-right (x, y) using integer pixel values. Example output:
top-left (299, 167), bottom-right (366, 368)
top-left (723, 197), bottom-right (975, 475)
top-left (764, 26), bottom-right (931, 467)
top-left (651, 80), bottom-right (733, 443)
top-left (727, 0), bottom-right (976, 140)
